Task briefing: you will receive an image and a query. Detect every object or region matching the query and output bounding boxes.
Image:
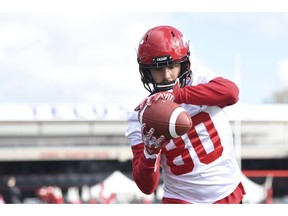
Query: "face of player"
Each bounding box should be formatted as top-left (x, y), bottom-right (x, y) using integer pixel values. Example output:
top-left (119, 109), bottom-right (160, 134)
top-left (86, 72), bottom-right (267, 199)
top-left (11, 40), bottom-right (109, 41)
top-left (150, 64), bottom-right (181, 85)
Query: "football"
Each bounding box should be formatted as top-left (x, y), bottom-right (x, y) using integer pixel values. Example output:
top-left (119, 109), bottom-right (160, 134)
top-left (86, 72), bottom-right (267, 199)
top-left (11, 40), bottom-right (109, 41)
top-left (138, 99), bottom-right (192, 140)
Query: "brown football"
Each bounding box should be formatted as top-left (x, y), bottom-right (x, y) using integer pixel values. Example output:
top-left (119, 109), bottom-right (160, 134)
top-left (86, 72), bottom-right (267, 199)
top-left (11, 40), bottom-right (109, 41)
top-left (138, 99), bottom-right (192, 140)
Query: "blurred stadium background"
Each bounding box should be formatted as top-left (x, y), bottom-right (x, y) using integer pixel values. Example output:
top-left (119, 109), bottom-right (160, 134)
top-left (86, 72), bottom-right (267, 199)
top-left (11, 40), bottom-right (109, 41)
top-left (0, 103), bottom-right (288, 204)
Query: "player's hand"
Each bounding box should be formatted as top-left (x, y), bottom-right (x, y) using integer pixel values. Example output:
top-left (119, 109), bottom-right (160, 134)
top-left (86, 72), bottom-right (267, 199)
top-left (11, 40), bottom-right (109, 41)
top-left (134, 91), bottom-right (175, 111)
top-left (141, 123), bottom-right (168, 156)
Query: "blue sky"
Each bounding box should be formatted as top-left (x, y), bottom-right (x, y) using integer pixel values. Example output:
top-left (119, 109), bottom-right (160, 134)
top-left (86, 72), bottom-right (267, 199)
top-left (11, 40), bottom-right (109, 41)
top-left (0, 1), bottom-right (288, 110)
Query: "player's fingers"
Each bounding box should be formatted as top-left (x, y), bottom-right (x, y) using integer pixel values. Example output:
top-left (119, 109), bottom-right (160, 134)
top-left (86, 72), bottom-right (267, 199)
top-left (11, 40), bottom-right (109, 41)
top-left (134, 104), bottom-right (141, 111)
top-left (164, 93), bottom-right (174, 101)
top-left (141, 123), bottom-right (147, 134)
top-left (147, 93), bottom-right (162, 106)
top-left (147, 127), bottom-right (155, 138)
top-left (146, 96), bottom-right (155, 106)
top-left (134, 98), bottom-right (148, 111)
top-left (153, 135), bottom-right (165, 148)
top-left (154, 93), bottom-right (163, 101)
top-left (157, 135), bottom-right (165, 144)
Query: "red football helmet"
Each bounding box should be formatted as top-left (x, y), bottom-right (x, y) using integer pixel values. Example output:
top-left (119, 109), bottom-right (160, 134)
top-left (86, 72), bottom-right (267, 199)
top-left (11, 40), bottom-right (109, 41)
top-left (137, 25), bottom-right (191, 93)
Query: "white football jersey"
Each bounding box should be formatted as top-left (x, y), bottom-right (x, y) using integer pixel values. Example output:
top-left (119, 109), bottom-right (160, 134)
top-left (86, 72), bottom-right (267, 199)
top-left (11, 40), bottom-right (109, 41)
top-left (126, 66), bottom-right (242, 203)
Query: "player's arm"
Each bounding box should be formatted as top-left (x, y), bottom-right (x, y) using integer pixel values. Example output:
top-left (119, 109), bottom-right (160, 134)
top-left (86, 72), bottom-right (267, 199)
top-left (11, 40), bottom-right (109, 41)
top-left (173, 77), bottom-right (239, 108)
top-left (126, 113), bottom-right (163, 194)
top-left (131, 143), bottom-right (161, 195)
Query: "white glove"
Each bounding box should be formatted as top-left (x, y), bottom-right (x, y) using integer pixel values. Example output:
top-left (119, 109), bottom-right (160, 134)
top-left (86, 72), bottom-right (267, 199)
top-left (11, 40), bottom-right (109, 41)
top-left (141, 123), bottom-right (167, 159)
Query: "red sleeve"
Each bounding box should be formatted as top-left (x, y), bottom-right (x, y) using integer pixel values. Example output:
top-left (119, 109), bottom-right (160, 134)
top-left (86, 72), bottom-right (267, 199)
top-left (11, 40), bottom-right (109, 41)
top-left (174, 77), bottom-right (239, 108)
top-left (131, 143), bottom-right (161, 194)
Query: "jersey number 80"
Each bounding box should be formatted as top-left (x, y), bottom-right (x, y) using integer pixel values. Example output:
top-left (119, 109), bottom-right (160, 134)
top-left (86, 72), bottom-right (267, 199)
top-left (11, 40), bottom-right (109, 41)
top-left (162, 112), bottom-right (224, 175)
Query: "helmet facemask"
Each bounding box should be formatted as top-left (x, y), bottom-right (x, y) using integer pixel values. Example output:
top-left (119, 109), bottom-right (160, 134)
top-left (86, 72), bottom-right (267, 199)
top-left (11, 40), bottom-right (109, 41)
top-left (139, 55), bottom-right (191, 94)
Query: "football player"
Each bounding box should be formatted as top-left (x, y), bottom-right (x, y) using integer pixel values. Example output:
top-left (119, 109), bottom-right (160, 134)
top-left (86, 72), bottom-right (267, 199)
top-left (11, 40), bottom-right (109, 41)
top-left (125, 25), bottom-right (246, 204)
